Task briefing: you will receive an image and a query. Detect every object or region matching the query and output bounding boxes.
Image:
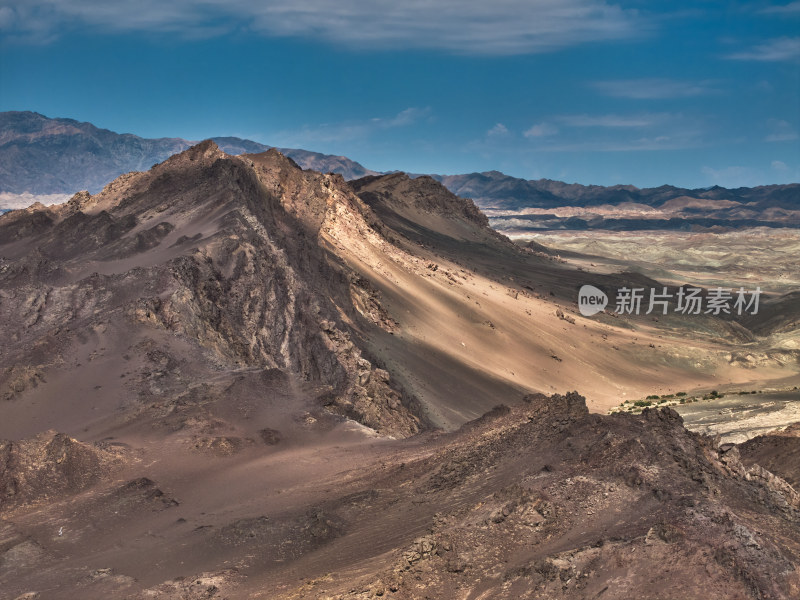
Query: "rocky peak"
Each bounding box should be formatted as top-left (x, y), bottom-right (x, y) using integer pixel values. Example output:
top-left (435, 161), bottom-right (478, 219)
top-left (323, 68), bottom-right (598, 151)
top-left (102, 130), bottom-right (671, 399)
top-left (522, 391), bottom-right (590, 422)
top-left (247, 147), bottom-right (302, 170)
top-left (0, 139), bottom-right (424, 438)
top-left (351, 171), bottom-right (490, 228)
top-left (159, 139), bottom-right (225, 168)
top-left (62, 190), bottom-right (93, 217)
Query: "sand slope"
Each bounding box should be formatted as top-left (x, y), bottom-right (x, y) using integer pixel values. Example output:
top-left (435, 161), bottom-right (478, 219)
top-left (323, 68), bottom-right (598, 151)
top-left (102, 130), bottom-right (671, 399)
top-left (1, 142), bottom-right (799, 598)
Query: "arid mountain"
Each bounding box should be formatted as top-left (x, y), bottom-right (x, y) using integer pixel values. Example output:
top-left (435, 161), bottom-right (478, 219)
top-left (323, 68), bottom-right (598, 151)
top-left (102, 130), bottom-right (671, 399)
top-left (2, 392), bottom-right (800, 599)
top-left (0, 111), bottom-right (378, 196)
top-left (0, 141), bottom-right (418, 437)
top-left (435, 170), bottom-right (800, 211)
top-left (5, 112), bottom-right (797, 232)
top-left (0, 111), bottom-right (191, 195)
top-left (1, 143), bottom-right (799, 598)
top-left (433, 171), bottom-right (800, 231)
top-left (1, 141), bottom-right (796, 423)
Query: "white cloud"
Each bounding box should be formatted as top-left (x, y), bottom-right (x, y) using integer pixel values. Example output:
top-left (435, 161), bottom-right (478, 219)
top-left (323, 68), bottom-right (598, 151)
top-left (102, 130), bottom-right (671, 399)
top-left (0, 0), bottom-right (645, 54)
top-left (766, 133), bottom-right (799, 142)
top-left (519, 111), bottom-right (705, 152)
top-left (591, 78), bottom-right (719, 99)
top-left (524, 123), bottom-right (559, 138)
top-left (765, 119), bottom-right (799, 142)
top-left (726, 37), bottom-right (800, 62)
top-left (0, 6), bottom-right (13, 28)
top-left (557, 113), bottom-right (663, 128)
top-left (380, 107), bottom-right (431, 128)
top-left (270, 107), bottom-right (430, 146)
top-left (537, 134), bottom-right (703, 152)
top-left (761, 2), bottom-right (800, 15)
top-left (487, 123), bottom-right (509, 137)
top-left (771, 160), bottom-right (788, 171)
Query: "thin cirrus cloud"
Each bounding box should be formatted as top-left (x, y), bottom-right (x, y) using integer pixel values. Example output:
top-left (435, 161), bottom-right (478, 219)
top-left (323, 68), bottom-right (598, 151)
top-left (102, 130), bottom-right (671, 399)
top-left (725, 37), bottom-right (800, 62)
top-left (760, 2), bottom-right (800, 15)
top-left (270, 107), bottom-right (431, 146)
top-left (523, 123), bottom-right (559, 138)
top-left (556, 113), bottom-right (664, 128)
top-left (525, 133), bottom-right (705, 153)
top-left (0, 0), bottom-right (645, 54)
top-left (772, 160), bottom-right (788, 171)
top-left (591, 78), bottom-right (720, 99)
top-left (521, 113), bottom-right (665, 139)
top-left (765, 119), bottom-right (799, 142)
top-left (487, 123), bottom-right (510, 138)
top-left (521, 112), bottom-right (705, 152)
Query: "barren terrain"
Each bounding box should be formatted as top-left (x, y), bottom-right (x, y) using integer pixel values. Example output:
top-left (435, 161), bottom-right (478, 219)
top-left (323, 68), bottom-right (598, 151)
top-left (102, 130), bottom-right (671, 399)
top-left (516, 228), bottom-right (800, 294)
top-left (1, 143), bottom-right (798, 599)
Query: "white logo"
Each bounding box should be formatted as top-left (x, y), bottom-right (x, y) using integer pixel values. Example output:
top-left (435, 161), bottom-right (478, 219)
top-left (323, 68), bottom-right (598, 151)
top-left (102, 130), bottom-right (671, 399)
top-left (578, 285), bottom-right (608, 316)
top-left (577, 284), bottom-right (762, 317)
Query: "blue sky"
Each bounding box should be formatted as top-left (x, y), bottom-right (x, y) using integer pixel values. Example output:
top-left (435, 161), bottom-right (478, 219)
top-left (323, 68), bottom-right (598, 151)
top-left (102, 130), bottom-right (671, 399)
top-left (1, 1), bottom-right (799, 188)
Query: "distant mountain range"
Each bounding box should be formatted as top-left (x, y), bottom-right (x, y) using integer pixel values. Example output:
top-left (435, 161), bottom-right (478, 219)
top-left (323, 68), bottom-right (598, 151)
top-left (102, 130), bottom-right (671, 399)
top-left (1, 111), bottom-right (797, 230)
top-left (432, 171), bottom-right (800, 231)
top-left (431, 171), bottom-right (800, 211)
top-left (0, 111), bottom-right (378, 196)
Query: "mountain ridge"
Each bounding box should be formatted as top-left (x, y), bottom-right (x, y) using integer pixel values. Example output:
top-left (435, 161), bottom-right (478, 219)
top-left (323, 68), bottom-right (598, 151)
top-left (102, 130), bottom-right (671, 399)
top-left (1, 141), bottom-right (799, 598)
top-left (3, 112), bottom-right (797, 218)
top-left (0, 111), bottom-right (379, 196)
top-left (429, 170), bottom-right (800, 211)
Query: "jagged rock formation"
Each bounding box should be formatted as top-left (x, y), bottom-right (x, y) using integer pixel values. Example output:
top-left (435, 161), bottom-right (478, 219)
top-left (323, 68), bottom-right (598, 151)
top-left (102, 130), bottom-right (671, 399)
top-left (4, 392), bottom-right (800, 599)
top-left (739, 423), bottom-right (800, 488)
top-left (0, 141), bottom-right (420, 438)
top-left (269, 395), bottom-right (800, 599)
top-left (0, 431), bottom-right (121, 509)
top-left (354, 172), bottom-right (490, 229)
top-left (1, 142), bottom-right (799, 599)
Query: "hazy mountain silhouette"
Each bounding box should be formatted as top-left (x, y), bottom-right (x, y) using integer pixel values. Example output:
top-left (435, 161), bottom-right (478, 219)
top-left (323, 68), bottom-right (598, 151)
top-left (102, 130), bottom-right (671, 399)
top-left (0, 111), bottom-right (378, 195)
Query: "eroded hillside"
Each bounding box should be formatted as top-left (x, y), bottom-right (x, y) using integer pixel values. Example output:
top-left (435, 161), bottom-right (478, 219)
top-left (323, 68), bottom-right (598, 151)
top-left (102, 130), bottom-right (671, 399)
top-left (1, 142), bottom-right (799, 599)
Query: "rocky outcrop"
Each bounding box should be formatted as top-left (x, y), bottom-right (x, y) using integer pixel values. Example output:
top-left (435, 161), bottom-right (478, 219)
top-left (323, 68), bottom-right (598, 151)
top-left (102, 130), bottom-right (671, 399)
top-left (738, 422), bottom-right (800, 487)
top-left (0, 142), bottom-right (422, 437)
top-left (0, 432), bottom-right (121, 510)
top-left (352, 172), bottom-right (490, 228)
top-left (272, 396), bottom-right (800, 599)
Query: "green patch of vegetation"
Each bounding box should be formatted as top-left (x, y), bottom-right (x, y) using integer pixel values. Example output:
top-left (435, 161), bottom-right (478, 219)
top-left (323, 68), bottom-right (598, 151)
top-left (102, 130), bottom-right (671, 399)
top-left (634, 400), bottom-right (652, 407)
top-left (646, 394), bottom-right (660, 400)
top-left (676, 392), bottom-right (687, 397)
